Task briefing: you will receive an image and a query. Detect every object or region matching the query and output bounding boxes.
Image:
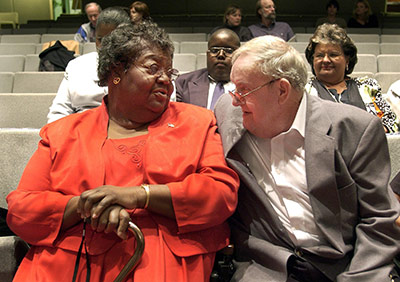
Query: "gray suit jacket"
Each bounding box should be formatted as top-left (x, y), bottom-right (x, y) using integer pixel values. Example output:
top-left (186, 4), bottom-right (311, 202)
top-left (175, 68), bottom-right (209, 108)
top-left (214, 93), bottom-right (400, 282)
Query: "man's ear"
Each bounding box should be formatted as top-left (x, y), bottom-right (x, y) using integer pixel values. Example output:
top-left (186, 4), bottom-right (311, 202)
top-left (277, 78), bottom-right (291, 105)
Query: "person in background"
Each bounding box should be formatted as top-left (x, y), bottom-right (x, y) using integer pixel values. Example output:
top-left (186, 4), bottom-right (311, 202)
top-left (347, 0), bottom-right (379, 28)
top-left (175, 28), bottom-right (240, 110)
top-left (48, 7), bottom-right (131, 123)
top-left (305, 23), bottom-right (398, 133)
top-left (315, 0), bottom-right (347, 28)
top-left (210, 5), bottom-right (253, 42)
top-left (248, 0), bottom-right (294, 42)
top-left (7, 22), bottom-right (239, 282)
top-left (74, 2), bottom-right (102, 43)
top-left (214, 34), bottom-right (400, 282)
top-left (130, 1), bottom-right (151, 24)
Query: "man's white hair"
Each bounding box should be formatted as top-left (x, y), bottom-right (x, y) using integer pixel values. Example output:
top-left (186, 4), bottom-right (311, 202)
top-left (232, 35), bottom-right (308, 92)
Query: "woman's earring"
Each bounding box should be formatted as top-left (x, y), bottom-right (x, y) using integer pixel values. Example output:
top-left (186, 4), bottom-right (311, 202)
top-left (113, 77), bottom-right (121, 85)
top-left (346, 64), bottom-right (349, 72)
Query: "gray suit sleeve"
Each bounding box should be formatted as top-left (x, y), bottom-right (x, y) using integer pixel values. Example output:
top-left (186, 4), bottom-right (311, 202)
top-left (337, 116), bottom-right (400, 282)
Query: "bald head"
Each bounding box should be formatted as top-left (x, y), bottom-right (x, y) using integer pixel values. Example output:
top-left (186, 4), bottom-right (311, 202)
top-left (207, 28), bottom-right (240, 82)
top-left (208, 28), bottom-right (240, 48)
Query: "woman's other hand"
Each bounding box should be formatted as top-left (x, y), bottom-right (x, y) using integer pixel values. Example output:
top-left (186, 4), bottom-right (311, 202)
top-left (89, 204), bottom-right (131, 240)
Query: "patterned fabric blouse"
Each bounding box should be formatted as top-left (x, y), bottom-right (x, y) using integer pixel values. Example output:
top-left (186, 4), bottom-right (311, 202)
top-left (305, 76), bottom-right (399, 133)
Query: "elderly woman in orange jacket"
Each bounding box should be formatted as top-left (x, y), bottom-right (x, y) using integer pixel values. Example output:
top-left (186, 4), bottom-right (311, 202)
top-left (7, 22), bottom-right (239, 282)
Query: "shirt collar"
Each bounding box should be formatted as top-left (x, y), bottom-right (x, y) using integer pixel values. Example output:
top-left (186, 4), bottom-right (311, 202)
top-left (274, 92), bottom-right (306, 139)
top-left (290, 92), bottom-right (307, 138)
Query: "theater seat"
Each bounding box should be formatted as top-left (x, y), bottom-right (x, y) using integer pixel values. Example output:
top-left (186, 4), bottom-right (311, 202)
top-left (0, 93), bottom-right (55, 128)
top-left (377, 55), bottom-right (400, 72)
top-left (180, 41), bottom-right (208, 54)
top-left (173, 53), bottom-right (197, 74)
top-left (12, 72), bottom-right (64, 93)
top-left (0, 43), bottom-right (36, 56)
top-left (24, 54), bottom-right (40, 71)
top-left (0, 128), bottom-right (40, 282)
top-left (374, 72), bottom-right (400, 94)
top-left (0, 72), bottom-right (14, 93)
top-left (0, 55), bottom-right (25, 72)
top-left (353, 54), bottom-right (377, 73)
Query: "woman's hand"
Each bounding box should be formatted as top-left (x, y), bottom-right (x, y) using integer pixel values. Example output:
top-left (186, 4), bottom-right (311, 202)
top-left (89, 204), bottom-right (131, 240)
top-left (77, 184), bottom-right (175, 221)
top-left (77, 185), bottom-right (143, 219)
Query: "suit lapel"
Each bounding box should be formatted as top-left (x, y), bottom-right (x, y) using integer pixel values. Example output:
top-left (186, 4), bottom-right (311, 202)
top-left (188, 70), bottom-right (209, 108)
top-left (215, 95), bottom-right (294, 247)
top-left (215, 93), bottom-right (246, 157)
top-left (304, 95), bottom-right (344, 246)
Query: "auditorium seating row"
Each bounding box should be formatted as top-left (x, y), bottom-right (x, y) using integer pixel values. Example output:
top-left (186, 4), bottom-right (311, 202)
top-left (290, 42), bottom-right (400, 56)
top-left (0, 33), bottom-right (209, 44)
top-left (2, 32), bottom-right (400, 43)
top-left (2, 52), bottom-right (400, 78)
top-left (0, 71), bottom-right (399, 130)
top-left (0, 42), bottom-right (93, 56)
top-left (0, 72), bottom-right (64, 93)
top-left (2, 40), bottom-right (400, 58)
top-left (294, 33), bottom-right (400, 43)
top-left (0, 52), bottom-right (206, 73)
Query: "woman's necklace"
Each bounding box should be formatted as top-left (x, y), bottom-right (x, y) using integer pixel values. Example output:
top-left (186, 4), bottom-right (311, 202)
top-left (323, 79), bottom-right (347, 94)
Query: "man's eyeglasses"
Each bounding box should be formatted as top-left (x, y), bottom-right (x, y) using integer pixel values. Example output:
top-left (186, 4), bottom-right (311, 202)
top-left (229, 79), bottom-right (278, 104)
top-left (136, 63), bottom-right (180, 81)
top-left (207, 47), bottom-right (235, 57)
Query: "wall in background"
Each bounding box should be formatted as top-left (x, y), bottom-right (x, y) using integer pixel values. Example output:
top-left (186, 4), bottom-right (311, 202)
top-left (0, 0), bottom-right (52, 24)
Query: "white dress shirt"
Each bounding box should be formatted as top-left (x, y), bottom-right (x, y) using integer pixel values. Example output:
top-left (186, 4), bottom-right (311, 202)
top-left (237, 93), bottom-right (327, 247)
top-left (47, 52), bottom-right (107, 123)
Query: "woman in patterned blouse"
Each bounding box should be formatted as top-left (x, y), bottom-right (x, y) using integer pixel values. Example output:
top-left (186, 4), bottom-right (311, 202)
top-left (305, 23), bottom-right (398, 133)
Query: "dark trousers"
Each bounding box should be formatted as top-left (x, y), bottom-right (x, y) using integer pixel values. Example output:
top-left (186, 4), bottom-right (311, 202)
top-left (286, 255), bottom-right (332, 282)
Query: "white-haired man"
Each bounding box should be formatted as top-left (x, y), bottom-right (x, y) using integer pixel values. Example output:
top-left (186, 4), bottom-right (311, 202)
top-left (215, 35), bottom-right (400, 281)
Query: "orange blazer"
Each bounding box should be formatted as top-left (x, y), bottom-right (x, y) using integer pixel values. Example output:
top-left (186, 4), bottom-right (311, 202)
top-left (7, 100), bottom-right (239, 258)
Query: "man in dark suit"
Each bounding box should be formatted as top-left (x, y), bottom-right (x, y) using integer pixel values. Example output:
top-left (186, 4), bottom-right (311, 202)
top-left (214, 35), bottom-right (400, 281)
top-left (175, 28), bottom-right (240, 110)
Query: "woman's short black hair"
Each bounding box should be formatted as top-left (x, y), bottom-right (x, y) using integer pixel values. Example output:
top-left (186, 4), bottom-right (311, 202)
top-left (97, 22), bottom-right (174, 86)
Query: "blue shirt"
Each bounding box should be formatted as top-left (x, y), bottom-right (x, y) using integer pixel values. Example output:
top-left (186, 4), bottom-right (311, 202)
top-left (248, 22), bottom-right (294, 41)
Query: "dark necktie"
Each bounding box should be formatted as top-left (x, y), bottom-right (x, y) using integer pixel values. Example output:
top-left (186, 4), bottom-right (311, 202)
top-left (210, 82), bottom-right (225, 110)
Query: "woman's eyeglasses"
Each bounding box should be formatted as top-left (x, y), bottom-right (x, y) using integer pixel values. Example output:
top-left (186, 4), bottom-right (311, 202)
top-left (136, 63), bottom-right (180, 81)
top-left (313, 52), bottom-right (343, 61)
top-left (229, 79), bottom-right (278, 104)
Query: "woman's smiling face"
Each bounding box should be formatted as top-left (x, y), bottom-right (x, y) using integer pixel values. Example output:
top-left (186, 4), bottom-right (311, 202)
top-left (108, 48), bottom-right (174, 126)
top-left (313, 43), bottom-right (348, 84)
